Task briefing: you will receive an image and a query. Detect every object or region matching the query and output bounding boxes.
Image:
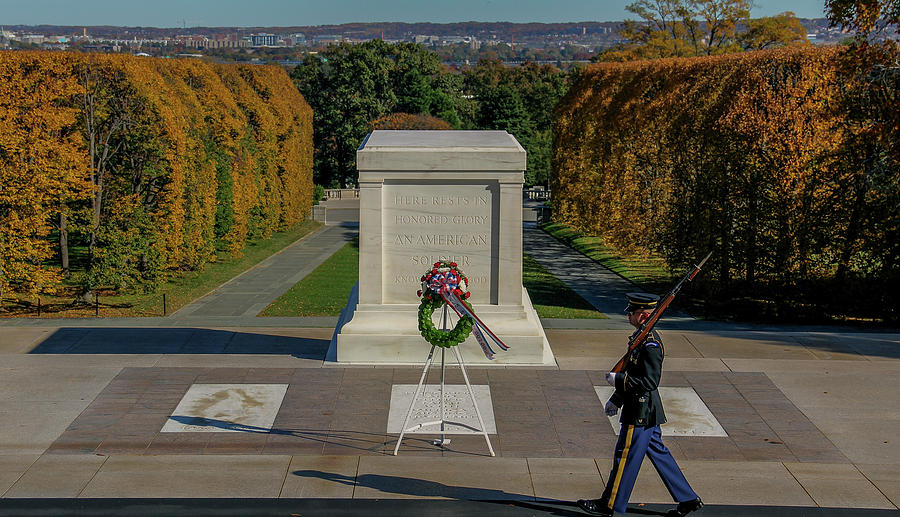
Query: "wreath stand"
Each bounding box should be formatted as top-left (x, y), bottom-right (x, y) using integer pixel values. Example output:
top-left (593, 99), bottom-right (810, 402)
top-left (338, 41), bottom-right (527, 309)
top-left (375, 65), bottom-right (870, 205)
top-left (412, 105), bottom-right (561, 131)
top-left (393, 303), bottom-right (495, 456)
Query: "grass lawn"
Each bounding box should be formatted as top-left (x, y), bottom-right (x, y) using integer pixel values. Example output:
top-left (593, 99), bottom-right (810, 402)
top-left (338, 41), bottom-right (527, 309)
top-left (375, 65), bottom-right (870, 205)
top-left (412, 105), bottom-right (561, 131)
top-left (540, 222), bottom-right (677, 294)
top-left (260, 241), bottom-right (603, 319)
top-left (259, 238), bottom-right (360, 317)
top-left (522, 253), bottom-right (605, 319)
top-left (1, 220), bottom-right (322, 318)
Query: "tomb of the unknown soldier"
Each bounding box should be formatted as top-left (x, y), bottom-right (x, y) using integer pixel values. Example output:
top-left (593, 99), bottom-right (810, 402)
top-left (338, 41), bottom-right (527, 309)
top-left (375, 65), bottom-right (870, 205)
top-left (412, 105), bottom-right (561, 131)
top-left (330, 130), bottom-right (554, 365)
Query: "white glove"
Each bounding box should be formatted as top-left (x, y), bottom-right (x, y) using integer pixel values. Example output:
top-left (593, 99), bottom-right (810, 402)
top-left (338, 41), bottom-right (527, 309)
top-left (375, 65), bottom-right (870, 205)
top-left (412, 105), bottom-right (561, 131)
top-left (605, 400), bottom-right (619, 416)
top-left (605, 372), bottom-right (616, 386)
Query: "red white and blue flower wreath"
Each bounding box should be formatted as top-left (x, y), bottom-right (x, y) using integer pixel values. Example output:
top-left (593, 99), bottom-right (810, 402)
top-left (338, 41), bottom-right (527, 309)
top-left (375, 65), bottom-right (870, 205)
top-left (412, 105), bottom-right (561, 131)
top-left (417, 261), bottom-right (509, 359)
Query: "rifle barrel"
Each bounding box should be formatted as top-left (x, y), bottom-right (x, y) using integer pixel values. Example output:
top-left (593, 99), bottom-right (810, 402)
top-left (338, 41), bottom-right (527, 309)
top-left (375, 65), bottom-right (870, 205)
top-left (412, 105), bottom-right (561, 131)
top-left (610, 251), bottom-right (711, 374)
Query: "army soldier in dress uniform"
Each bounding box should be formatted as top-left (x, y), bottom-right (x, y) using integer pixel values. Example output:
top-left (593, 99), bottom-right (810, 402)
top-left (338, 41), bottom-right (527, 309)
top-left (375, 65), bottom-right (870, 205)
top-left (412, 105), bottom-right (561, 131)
top-left (577, 293), bottom-right (703, 516)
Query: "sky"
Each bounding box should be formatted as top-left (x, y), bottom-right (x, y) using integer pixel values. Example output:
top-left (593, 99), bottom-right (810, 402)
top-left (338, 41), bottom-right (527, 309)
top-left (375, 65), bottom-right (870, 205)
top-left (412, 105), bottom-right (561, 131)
top-left (4, 0), bottom-right (828, 28)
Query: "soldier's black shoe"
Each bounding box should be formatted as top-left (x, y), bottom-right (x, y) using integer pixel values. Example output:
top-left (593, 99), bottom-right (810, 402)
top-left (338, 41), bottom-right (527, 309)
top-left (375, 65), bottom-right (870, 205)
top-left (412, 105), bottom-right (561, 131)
top-left (669, 497), bottom-right (703, 516)
top-left (576, 498), bottom-right (614, 516)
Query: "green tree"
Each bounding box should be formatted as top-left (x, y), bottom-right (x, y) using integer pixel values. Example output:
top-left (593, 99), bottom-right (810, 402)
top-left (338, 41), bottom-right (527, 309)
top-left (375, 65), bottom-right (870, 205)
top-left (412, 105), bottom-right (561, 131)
top-left (291, 41), bottom-right (465, 188)
top-left (477, 85), bottom-right (529, 134)
top-left (85, 200), bottom-right (162, 293)
top-left (291, 41), bottom-right (395, 188)
top-left (463, 59), bottom-right (568, 186)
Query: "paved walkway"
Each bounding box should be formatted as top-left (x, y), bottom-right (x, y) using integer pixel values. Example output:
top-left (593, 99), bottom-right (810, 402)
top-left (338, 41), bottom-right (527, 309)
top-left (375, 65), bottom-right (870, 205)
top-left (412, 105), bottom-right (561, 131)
top-left (0, 328), bottom-right (897, 514)
top-left (171, 223), bottom-right (357, 320)
top-left (524, 228), bottom-right (636, 317)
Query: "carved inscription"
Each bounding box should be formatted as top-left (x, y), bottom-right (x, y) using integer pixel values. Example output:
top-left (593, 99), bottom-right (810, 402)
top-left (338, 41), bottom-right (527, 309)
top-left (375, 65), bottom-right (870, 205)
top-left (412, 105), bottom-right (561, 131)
top-left (383, 184), bottom-right (493, 304)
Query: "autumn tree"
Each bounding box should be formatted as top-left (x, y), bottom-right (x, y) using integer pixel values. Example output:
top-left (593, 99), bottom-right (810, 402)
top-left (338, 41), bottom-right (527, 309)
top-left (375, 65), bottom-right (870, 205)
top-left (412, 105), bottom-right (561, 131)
top-left (0, 53), bottom-right (313, 308)
top-left (825, 0), bottom-right (900, 37)
top-left (77, 59), bottom-right (144, 262)
top-left (599, 0), bottom-right (806, 60)
top-left (825, 0), bottom-right (900, 289)
top-left (739, 12), bottom-right (809, 50)
top-left (0, 53), bottom-right (91, 298)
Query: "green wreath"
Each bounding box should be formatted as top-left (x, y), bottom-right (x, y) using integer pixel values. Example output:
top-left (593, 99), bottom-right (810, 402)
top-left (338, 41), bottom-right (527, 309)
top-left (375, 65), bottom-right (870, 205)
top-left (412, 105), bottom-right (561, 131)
top-left (417, 294), bottom-right (474, 348)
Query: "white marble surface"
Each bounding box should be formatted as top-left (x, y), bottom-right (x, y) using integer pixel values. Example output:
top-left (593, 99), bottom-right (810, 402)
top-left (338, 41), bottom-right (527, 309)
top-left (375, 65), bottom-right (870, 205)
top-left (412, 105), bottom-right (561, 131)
top-left (162, 384), bottom-right (288, 433)
top-left (594, 386), bottom-right (727, 437)
top-left (382, 183), bottom-right (495, 304)
top-left (362, 130), bottom-right (523, 149)
top-left (356, 130), bottom-right (526, 172)
top-left (387, 384), bottom-right (496, 434)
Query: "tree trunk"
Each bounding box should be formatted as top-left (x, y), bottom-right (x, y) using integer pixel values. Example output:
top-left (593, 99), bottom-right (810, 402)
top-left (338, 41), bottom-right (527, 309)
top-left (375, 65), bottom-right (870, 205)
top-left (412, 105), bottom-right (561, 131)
top-left (836, 145), bottom-right (872, 283)
top-left (59, 212), bottom-right (69, 276)
top-left (836, 177), bottom-right (867, 283)
top-left (745, 173), bottom-right (758, 283)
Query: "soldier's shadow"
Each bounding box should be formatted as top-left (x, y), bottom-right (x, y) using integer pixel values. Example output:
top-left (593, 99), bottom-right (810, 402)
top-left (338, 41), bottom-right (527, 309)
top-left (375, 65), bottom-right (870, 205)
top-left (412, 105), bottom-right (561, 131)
top-left (168, 417), bottom-right (670, 516)
top-left (291, 470), bottom-right (583, 515)
top-left (290, 470), bottom-right (671, 516)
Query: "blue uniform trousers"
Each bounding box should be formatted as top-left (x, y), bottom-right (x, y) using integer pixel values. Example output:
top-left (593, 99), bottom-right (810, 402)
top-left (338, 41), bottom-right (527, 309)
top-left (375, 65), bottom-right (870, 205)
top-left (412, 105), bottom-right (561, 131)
top-left (601, 424), bottom-right (697, 514)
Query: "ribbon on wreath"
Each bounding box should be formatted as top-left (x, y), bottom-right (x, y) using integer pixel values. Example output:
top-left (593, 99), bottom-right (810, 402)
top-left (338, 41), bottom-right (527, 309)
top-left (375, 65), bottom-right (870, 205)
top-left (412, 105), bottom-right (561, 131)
top-left (422, 266), bottom-right (509, 360)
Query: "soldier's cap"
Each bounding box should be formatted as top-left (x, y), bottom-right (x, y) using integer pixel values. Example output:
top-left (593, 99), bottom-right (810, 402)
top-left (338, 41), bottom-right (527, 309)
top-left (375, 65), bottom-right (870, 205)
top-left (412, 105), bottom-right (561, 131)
top-left (625, 292), bottom-right (660, 313)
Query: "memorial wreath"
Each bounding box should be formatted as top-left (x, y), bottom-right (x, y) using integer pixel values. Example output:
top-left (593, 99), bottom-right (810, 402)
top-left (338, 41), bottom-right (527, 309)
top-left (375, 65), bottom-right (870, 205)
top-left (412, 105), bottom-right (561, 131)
top-left (416, 261), bottom-right (509, 359)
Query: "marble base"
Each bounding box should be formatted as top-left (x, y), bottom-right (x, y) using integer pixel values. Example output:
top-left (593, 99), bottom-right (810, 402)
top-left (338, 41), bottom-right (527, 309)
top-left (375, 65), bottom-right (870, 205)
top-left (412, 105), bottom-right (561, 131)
top-left (329, 283), bottom-right (555, 365)
top-left (594, 386), bottom-right (728, 437)
top-left (387, 384), bottom-right (496, 434)
top-left (161, 384), bottom-right (288, 433)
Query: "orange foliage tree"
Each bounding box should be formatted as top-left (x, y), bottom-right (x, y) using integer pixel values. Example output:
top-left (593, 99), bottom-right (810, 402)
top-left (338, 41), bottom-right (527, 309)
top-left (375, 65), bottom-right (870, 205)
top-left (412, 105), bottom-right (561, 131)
top-left (553, 46), bottom-right (898, 321)
top-left (0, 52), bottom-right (313, 298)
top-left (0, 52), bottom-right (91, 298)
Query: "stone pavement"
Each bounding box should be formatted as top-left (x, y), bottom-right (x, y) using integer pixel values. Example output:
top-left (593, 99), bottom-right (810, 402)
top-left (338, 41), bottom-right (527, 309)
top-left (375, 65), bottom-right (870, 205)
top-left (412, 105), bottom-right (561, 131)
top-left (0, 325), bottom-right (897, 515)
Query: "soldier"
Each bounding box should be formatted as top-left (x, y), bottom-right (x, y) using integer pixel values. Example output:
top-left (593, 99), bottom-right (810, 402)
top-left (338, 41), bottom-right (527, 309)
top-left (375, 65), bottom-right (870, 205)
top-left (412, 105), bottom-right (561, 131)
top-left (577, 293), bottom-right (703, 516)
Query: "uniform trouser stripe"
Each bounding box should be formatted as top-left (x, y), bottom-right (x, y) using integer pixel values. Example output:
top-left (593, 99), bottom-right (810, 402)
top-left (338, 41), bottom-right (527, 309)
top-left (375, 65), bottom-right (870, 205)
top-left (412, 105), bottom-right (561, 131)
top-left (607, 424), bottom-right (634, 509)
top-left (601, 425), bottom-right (698, 513)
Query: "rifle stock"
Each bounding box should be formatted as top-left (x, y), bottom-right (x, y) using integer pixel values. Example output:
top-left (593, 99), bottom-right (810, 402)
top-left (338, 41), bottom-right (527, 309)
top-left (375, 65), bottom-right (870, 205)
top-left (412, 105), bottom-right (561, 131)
top-left (610, 251), bottom-right (712, 374)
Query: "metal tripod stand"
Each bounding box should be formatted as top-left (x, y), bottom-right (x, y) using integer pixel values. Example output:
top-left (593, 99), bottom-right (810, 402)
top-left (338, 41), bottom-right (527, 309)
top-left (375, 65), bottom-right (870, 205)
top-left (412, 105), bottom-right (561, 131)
top-left (392, 303), bottom-right (495, 456)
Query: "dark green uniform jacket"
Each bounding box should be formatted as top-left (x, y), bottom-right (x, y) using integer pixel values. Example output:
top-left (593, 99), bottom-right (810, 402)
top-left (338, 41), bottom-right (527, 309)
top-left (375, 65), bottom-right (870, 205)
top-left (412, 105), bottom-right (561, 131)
top-left (610, 330), bottom-right (667, 428)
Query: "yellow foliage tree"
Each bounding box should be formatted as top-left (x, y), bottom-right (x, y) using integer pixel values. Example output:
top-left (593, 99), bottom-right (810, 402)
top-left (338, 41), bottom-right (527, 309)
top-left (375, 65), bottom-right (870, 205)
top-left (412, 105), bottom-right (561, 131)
top-left (0, 52), bottom-right (314, 298)
top-left (0, 52), bottom-right (91, 297)
top-left (553, 46), bottom-right (894, 319)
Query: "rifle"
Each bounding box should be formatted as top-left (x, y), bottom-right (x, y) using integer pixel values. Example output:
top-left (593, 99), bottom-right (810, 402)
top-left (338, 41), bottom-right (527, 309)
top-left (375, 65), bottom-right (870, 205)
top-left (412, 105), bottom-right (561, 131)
top-left (610, 251), bottom-right (713, 374)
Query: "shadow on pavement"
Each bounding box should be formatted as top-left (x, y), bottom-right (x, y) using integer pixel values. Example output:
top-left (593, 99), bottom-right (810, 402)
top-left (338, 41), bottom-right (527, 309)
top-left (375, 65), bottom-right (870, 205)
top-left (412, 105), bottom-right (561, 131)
top-left (666, 327), bottom-right (900, 360)
top-left (292, 469), bottom-right (539, 502)
top-left (29, 327), bottom-right (330, 359)
top-left (165, 416), bottom-right (492, 456)
top-left (167, 416), bottom-right (388, 453)
top-left (0, 499), bottom-right (896, 517)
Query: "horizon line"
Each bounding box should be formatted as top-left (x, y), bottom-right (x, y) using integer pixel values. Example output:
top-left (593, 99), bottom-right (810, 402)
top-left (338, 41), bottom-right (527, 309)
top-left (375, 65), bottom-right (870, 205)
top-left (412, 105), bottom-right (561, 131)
top-left (3, 16), bottom-right (832, 31)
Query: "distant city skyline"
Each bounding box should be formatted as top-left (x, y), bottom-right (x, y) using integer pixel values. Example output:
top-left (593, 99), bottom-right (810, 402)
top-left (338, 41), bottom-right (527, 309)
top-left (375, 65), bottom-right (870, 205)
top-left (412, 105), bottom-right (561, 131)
top-left (4, 0), bottom-right (828, 28)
